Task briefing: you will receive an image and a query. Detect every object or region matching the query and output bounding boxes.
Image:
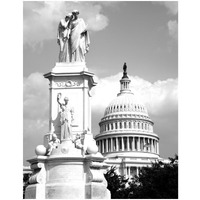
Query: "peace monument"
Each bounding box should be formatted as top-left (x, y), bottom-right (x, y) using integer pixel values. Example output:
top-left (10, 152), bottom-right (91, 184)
top-left (25, 10), bottom-right (110, 199)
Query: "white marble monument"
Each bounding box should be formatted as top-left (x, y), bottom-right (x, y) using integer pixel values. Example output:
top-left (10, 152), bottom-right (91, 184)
top-left (25, 10), bottom-right (110, 199)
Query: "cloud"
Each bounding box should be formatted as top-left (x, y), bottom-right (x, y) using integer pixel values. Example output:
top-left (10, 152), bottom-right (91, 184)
top-left (163, 1), bottom-right (178, 15)
top-left (91, 73), bottom-right (178, 117)
top-left (167, 20), bottom-right (178, 41)
top-left (153, 1), bottom-right (178, 15)
top-left (23, 1), bottom-right (109, 46)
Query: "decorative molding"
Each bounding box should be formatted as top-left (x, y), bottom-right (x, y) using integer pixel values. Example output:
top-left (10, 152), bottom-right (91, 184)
top-left (56, 80), bottom-right (81, 88)
top-left (29, 162), bottom-right (46, 184)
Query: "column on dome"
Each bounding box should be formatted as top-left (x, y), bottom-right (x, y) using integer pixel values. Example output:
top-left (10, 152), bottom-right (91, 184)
top-left (97, 140), bottom-right (99, 152)
top-left (157, 140), bottom-right (159, 154)
top-left (140, 137), bottom-right (143, 151)
top-left (136, 167), bottom-right (139, 176)
top-left (102, 139), bottom-right (105, 153)
top-left (132, 137), bottom-right (135, 150)
top-left (144, 138), bottom-right (147, 152)
top-left (116, 137), bottom-right (119, 151)
top-left (122, 121), bottom-right (124, 129)
top-left (127, 136), bottom-right (130, 151)
top-left (109, 123), bottom-right (112, 131)
top-left (147, 138), bottom-right (150, 152)
top-left (155, 140), bottom-right (157, 153)
top-left (113, 138), bottom-right (116, 151)
top-left (106, 138), bottom-right (108, 152)
top-left (150, 138), bottom-right (153, 153)
top-left (111, 137), bottom-right (113, 152)
top-left (138, 137), bottom-right (141, 151)
top-left (122, 137), bottom-right (124, 151)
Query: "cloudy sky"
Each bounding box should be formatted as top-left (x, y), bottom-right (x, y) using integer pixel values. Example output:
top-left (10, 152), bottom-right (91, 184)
top-left (23, 1), bottom-right (178, 165)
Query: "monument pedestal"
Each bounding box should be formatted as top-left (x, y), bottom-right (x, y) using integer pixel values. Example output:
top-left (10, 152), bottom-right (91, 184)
top-left (25, 62), bottom-right (110, 199)
top-left (25, 153), bottom-right (110, 199)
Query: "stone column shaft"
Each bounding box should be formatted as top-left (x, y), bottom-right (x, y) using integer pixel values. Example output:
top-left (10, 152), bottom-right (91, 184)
top-left (137, 137), bottom-right (140, 151)
top-left (106, 138), bottom-right (108, 152)
top-left (116, 137), bottom-right (119, 151)
top-left (122, 137), bottom-right (124, 151)
top-left (111, 138), bottom-right (113, 152)
top-left (132, 137), bottom-right (135, 150)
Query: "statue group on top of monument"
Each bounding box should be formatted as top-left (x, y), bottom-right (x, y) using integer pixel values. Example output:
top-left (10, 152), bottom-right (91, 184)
top-left (57, 10), bottom-right (90, 63)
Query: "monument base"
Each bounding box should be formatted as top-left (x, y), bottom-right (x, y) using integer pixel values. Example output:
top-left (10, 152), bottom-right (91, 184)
top-left (25, 153), bottom-right (110, 199)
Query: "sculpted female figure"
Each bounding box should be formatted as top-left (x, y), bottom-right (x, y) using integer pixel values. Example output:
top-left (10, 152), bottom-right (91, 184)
top-left (57, 13), bottom-right (73, 62)
top-left (70, 10), bottom-right (90, 62)
top-left (57, 93), bottom-right (74, 140)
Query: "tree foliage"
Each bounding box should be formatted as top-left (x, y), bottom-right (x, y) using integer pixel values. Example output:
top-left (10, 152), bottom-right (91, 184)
top-left (104, 166), bottom-right (129, 199)
top-left (23, 173), bottom-right (31, 199)
top-left (104, 155), bottom-right (178, 199)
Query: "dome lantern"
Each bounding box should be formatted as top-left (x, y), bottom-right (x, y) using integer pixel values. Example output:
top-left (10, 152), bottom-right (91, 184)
top-left (119, 63), bottom-right (132, 96)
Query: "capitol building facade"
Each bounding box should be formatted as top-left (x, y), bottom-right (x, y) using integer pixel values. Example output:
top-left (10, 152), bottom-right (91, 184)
top-left (95, 63), bottom-right (161, 177)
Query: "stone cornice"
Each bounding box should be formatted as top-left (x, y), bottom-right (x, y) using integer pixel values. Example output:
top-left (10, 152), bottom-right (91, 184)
top-left (95, 131), bottom-right (159, 140)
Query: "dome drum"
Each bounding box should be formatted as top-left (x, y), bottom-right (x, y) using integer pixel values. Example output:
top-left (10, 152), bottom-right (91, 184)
top-left (96, 135), bottom-right (159, 156)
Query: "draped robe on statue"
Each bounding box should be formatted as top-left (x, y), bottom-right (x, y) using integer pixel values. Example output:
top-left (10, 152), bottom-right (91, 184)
top-left (57, 19), bottom-right (71, 62)
top-left (70, 18), bottom-right (90, 62)
top-left (60, 105), bottom-right (73, 140)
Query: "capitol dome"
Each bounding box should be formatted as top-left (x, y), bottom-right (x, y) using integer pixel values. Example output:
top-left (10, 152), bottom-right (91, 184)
top-left (104, 92), bottom-right (149, 118)
top-left (95, 63), bottom-right (160, 177)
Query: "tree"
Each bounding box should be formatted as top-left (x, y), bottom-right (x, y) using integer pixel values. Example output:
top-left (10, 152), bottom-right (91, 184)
top-left (104, 166), bottom-right (129, 199)
top-left (128, 155), bottom-right (178, 199)
top-left (104, 155), bottom-right (178, 199)
top-left (23, 173), bottom-right (31, 199)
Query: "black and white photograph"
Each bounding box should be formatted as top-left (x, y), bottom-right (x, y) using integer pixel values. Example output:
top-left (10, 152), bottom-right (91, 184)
top-left (22, 1), bottom-right (179, 199)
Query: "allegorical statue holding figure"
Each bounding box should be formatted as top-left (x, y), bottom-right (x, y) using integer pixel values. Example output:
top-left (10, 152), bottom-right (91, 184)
top-left (57, 93), bottom-right (74, 140)
top-left (57, 10), bottom-right (90, 63)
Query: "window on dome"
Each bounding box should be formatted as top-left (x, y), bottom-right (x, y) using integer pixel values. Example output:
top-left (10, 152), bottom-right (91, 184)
top-left (129, 121), bottom-right (131, 128)
top-left (117, 105), bottom-right (119, 111)
top-left (115, 122), bottom-right (117, 129)
top-left (108, 138), bottom-right (111, 152)
top-left (111, 123), bottom-right (113, 130)
top-left (108, 124), bottom-right (110, 131)
top-left (138, 122), bottom-right (140, 129)
top-left (141, 123), bottom-right (143, 129)
top-left (120, 105), bottom-right (122, 111)
top-left (124, 122), bottom-right (127, 129)
top-left (124, 105), bottom-right (126, 111)
top-left (120, 122), bottom-right (122, 129)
